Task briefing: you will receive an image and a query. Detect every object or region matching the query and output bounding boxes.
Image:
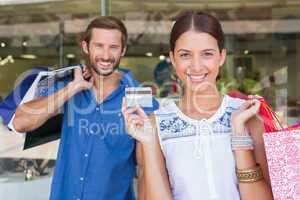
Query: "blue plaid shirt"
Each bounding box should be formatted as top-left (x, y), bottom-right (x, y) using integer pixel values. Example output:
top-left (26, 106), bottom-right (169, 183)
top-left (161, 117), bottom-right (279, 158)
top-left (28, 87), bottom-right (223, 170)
top-left (46, 68), bottom-right (158, 200)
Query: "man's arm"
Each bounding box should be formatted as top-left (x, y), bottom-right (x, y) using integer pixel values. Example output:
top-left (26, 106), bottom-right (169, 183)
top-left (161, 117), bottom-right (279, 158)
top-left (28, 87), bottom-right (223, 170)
top-left (13, 68), bottom-right (92, 133)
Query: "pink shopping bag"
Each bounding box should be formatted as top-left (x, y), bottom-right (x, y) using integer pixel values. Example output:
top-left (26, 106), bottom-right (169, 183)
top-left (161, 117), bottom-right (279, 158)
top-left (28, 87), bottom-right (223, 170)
top-left (259, 98), bottom-right (300, 200)
top-left (263, 129), bottom-right (300, 200)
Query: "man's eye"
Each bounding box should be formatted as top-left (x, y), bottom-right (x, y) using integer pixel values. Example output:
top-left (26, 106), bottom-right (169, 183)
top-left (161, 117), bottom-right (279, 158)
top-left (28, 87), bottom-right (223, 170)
top-left (179, 53), bottom-right (190, 58)
top-left (111, 46), bottom-right (119, 50)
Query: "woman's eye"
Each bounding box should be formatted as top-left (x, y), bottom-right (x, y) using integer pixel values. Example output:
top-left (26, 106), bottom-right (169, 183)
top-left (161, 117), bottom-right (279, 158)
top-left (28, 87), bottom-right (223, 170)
top-left (203, 52), bottom-right (213, 57)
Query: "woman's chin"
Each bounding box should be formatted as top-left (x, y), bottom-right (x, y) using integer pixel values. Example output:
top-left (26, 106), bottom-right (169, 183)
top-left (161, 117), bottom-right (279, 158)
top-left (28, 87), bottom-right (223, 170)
top-left (185, 81), bottom-right (218, 95)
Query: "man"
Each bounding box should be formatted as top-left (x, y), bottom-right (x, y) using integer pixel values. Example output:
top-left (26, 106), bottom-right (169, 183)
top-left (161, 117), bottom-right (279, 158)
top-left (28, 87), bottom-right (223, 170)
top-left (13, 16), bottom-right (156, 200)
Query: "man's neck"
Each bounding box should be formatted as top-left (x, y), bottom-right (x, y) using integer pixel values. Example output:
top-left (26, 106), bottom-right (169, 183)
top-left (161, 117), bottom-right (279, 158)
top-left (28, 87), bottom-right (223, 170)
top-left (92, 71), bottom-right (122, 103)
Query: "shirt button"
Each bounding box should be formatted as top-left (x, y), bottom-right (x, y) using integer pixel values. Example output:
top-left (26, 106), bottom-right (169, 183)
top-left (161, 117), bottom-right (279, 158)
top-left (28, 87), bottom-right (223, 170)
top-left (84, 153), bottom-right (88, 157)
top-left (80, 177), bottom-right (84, 181)
top-left (76, 198), bottom-right (80, 200)
top-left (96, 107), bottom-right (100, 111)
top-left (118, 113), bottom-right (122, 117)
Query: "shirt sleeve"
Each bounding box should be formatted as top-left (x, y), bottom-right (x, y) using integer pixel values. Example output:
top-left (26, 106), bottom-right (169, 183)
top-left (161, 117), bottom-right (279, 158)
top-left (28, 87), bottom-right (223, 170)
top-left (37, 78), bottom-right (71, 115)
top-left (143, 97), bottom-right (159, 115)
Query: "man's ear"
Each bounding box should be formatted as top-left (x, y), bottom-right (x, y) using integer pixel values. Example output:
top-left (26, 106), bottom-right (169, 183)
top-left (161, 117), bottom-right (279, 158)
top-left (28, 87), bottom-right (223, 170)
top-left (81, 41), bottom-right (89, 54)
top-left (121, 46), bottom-right (127, 57)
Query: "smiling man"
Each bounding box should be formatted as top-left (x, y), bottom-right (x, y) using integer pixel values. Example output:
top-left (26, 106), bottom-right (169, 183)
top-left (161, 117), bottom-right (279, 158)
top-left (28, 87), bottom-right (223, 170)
top-left (12, 16), bottom-right (157, 200)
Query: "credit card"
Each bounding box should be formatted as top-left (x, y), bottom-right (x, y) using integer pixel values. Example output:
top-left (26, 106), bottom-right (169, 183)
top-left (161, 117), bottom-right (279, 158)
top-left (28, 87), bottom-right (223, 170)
top-left (125, 87), bottom-right (153, 108)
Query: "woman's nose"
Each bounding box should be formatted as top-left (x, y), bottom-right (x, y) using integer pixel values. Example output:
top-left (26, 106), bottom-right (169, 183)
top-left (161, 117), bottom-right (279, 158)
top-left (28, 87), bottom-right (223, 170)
top-left (190, 56), bottom-right (205, 72)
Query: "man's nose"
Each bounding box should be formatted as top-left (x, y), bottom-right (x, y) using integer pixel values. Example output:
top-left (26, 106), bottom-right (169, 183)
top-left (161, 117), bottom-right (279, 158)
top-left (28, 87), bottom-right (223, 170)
top-left (102, 48), bottom-right (111, 60)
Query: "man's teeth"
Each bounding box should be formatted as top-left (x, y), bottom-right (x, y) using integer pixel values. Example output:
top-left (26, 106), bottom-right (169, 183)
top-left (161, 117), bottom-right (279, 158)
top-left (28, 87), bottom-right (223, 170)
top-left (99, 62), bottom-right (111, 66)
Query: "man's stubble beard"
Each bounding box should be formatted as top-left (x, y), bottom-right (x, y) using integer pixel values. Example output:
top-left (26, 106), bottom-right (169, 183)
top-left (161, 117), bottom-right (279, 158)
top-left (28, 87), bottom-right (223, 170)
top-left (89, 57), bottom-right (121, 77)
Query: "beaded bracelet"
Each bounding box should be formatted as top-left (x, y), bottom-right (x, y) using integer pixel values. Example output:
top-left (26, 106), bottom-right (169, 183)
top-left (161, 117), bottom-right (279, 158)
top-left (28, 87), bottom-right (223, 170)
top-left (231, 135), bottom-right (254, 151)
top-left (236, 164), bottom-right (263, 183)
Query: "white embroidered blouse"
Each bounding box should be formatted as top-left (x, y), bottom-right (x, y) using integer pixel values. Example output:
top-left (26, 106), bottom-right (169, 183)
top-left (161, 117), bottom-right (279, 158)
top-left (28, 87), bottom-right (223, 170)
top-left (154, 95), bottom-right (246, 200)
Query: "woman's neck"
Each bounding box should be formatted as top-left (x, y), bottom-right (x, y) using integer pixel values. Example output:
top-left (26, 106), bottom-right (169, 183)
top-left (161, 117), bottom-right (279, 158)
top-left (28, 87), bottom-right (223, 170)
top-left (178, 86), bottom-right (223, 118)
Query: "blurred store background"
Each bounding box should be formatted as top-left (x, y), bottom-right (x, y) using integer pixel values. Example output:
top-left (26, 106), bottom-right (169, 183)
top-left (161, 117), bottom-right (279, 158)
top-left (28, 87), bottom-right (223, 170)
top-left (0, 0), bottom-right (299, 199)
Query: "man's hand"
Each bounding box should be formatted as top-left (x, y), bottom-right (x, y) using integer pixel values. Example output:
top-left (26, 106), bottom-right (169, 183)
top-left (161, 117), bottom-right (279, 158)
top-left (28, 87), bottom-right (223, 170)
top-left (82, 64), bottom-right (92, 80)
top-left (69, 67), bottom-right (93, 93)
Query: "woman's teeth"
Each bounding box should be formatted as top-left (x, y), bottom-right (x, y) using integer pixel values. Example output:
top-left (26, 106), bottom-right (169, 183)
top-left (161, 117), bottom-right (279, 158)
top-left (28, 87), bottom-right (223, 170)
top-left (189, 74), bottom-right (207, 81)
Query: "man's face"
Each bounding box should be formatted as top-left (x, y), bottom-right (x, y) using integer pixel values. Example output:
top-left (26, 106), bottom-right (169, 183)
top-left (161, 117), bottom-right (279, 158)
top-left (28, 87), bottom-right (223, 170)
top-left (82, 28), bottom-right (125, 76)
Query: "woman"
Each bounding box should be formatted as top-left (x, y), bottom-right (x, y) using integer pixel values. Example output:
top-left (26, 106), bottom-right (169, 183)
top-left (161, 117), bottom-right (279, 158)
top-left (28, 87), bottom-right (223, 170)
top-left (123, 11), bottom-right (273, 200)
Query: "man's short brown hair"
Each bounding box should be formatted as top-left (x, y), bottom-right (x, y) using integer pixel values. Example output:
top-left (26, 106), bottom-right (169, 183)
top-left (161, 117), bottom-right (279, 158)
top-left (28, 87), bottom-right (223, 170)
top-left (82, 16), bottom-right (127, 49)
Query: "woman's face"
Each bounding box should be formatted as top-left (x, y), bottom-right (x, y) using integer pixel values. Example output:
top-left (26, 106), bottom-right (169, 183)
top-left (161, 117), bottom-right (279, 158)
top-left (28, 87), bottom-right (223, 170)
top-left (170, 30), bottom-right (226, 94)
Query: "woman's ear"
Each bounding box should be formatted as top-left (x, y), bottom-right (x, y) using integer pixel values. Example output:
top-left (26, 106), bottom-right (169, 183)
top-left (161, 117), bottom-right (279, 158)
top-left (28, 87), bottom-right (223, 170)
top-left (219, 49), bottom-right (227, 67)
top-left (169, 51), bottom-right (176, 68)
top-left (81, 41), bottom-right (89, 54)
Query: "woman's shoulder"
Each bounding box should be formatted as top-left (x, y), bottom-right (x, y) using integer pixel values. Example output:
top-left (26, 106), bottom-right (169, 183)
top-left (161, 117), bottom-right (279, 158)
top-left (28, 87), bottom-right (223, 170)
top-left (154, 98), bottom-right (178, 115)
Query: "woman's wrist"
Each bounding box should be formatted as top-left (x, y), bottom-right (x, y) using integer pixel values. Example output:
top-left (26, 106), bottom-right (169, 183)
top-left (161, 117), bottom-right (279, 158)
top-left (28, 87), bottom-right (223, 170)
top-left (231, 125), bottom-right (254, 151)
top-left (139, 121), bottom-right (157, 146)
top-left (141, 137), bottom-right (157, 149)
top-left (234, 150), bottom-right (257, 169)
top-left (236, 163), bottom-right (264, 183)
top-left (231, 122), bottom-right (247, 135)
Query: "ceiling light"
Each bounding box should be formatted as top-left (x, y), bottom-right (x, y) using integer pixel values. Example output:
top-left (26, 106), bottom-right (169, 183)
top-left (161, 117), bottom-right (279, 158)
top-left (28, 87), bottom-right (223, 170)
top-left (0, 55), bottom-right (14, 66)
top-left (22, 41), bottom-right (28, 47)
top-left (66, 53), bottom-right (75, 59)
top-left (145, 52), bottom-right (153, 57)
top-left (0, 42), bottom-right (6, 48)
top-left (159, 55), bottom-right (166, 61)
top-left (20, 54), bottom-right (37, 59)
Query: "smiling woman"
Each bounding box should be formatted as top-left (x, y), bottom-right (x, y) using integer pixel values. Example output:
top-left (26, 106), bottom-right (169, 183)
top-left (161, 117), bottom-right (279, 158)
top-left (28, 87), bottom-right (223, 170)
top-left (122, 11), bottom-right (274, 200)
top-left (170, 31), bottom-right (226, 94)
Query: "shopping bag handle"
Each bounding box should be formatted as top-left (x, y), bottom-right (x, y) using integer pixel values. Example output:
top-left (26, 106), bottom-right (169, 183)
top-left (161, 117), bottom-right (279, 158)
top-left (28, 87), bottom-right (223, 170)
top-left (257, 97), bottom-right (284, 132)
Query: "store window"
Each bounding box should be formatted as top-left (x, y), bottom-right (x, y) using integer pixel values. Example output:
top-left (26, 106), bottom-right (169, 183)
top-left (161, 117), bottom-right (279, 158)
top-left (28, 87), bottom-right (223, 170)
top-left (0, 1), bottom-right (299, 199)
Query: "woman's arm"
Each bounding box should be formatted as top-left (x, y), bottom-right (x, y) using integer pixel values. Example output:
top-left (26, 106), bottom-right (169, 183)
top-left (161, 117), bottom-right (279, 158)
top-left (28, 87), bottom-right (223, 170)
top-left (232, 100), bottom-right (273, 200)
top-left (235, 117), bottom-right (273, 200)
top-left (122, 102), bottom-right (172, 200)
top-left (136, 142), bottom-right (146, 200)
top-left (142, 115), bottom-right (172, 200)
